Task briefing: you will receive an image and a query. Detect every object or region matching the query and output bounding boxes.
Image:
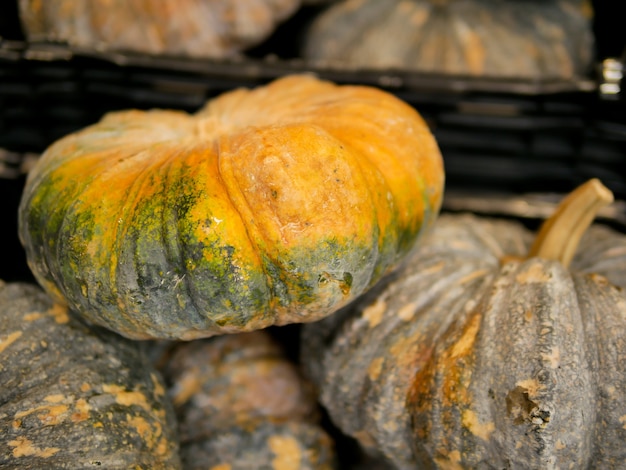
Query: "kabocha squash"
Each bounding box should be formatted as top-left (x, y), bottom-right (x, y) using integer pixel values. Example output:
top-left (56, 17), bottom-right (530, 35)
top-left (155, 330), bottom-right (336, 469)
top-left (301, 179), bottom-right (626, 468)
top-left (18, 74), bottom-right (444, 340)
top-left (302, 0), bottom-right (595, 80)
top-left (0, 281), bottom-right (181, 469)
top-left (18, 0), bottom-right (301, 59)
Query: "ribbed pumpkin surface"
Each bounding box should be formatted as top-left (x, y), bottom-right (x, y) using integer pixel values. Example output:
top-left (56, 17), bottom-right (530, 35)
top-left (18, 74), bottom-right (444, 339)
top-left (0, 281), bottom-right (181, 469)
top-left (303, 0), bottom-right (594, 80)
top-left (301, 212), bottom-right (626, 468)
top-left (18, 0), bottom-right (301, 58)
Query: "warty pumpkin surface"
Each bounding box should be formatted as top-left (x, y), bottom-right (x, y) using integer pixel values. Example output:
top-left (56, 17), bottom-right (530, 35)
top-left (18, 74), bottom-right (444, 340)
top-left (302, 0), bottom-right (594, 80)
top-left (155, 330), bottom-right (336, 469)
top-left (18, 0), bottom-right (301, 59)
top-left (0, 281), bottom-right (181, 469)
top-left (301, 180), bottom-right (626, 468)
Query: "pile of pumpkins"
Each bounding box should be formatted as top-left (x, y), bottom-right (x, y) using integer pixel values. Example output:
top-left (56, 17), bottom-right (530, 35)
top-left (18, 0), bottom-right (595, 81)
top-left (2, 74), bottom-right (626, 469)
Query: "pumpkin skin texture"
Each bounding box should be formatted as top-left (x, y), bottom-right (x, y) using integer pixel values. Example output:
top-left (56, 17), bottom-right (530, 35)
top-left (156, 330), bottom-right (337, 469)
top-left (18, 74), bottom-right (444, 340)
top-left (0, 281), bottom-right (181, 469)
top-left (18, 0), bottom-right (300, 59)
top-left (302, 0), bottom-right (594, 80)
top-left (301, 190), bottom-right (626, 468)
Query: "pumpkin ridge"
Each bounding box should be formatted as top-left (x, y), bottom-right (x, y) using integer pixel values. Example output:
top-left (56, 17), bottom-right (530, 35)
top-left (213, 134), bottom-right (280, 325)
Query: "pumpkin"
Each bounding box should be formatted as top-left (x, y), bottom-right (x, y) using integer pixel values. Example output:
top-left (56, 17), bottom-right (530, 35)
top-left (18, 0), bottom-right (301, 59)
top-left (301, 179), bottom-right (626, 468)
top-left (302, 0), bottom-right (595, 80)
top-left (155, 330), bottom-right (337, 469)
top-left (18, 74), bottom-right (444, 340)
top-left (0, 281), bottom-right (181, 469)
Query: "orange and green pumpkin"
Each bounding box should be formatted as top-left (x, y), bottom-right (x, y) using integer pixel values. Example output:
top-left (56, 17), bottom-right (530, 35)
top-left (0, 281), bottom-right (181, 469)
top-left (18, 74), bottom-right (444, 340)
top-left (301, 179), bottom-right (626, 468)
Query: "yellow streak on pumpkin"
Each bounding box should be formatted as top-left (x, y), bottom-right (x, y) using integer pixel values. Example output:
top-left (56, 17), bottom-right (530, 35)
top-left (450, 314), bottom-right (481, 359)
top-left (363, 299), bottom-right (387, 328)
top-left (126, 414), bottom-right (154, 443)
top-left (169, 371), bottom-right (202, 407)
top-left (71, 398), bottom-right (91, 423)
top-left (515, 262), bottom-right (551, 284)
top-left (8, 437), bottom-right (61, 458)
top-left (268, 435), bottom-right (302, 470)
top-left (0, 331), bottom-right (22, 354)
top-left (434, 450), bottom-right (464, 470)
top-left (458, 269), bottom-right (490, 285)
top-left (44, 394), bottom-right (66, 403)
top-left (210, 464), bottom-right (232, 470)
top-left (368, 357), bottom-right (385, 381)
top-left (461, 28), bottom-right (486, 75)
top-left (15, 403), bottom-right (70, 426)
top-left (151, 373), bottom-right (165, 398)
top-left (397, 302), bottom-right (417, 322)
top-left (462, 409), bottom-right (495, 441)
top-left (48, 303), bottom-right (70, 324)
top-left (23, 312), bottom-right (44, 322)
top-left (102, 384), bottom-right (152, 412)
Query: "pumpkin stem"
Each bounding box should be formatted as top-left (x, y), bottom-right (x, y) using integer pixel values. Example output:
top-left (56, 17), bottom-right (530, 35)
top-left (528, 178), bottom-right (614, 267)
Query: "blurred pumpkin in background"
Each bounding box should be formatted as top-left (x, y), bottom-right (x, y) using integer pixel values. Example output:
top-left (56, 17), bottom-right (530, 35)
top-left (303, 0), bottom-right (595, 80)
top-left (155, 330), bottom-right (337, 469)
top-left (18, 0), bottom-right (302, 58)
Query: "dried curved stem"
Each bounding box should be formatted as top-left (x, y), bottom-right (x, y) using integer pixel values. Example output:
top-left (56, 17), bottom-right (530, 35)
top-left (528, 179), bottom-right (614, 268)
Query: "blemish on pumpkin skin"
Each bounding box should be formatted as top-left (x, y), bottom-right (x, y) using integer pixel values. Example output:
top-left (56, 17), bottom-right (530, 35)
top-left (268, 435), bottom-right (302, 470)
top-left (71, 398), bottom-right (91, 423)
top-left (8, 437), bottom-right (61, 458)
top-left (15, 404), bottom-right (70, 426)
top-left (541, 347), bottom-right (561, 369)
top-left (619, 415), bottom-right (626, 430)
top-left (515, 262), bottom-right (551, 284)
top-left (102, 384), bottom-right (152, 412)
top-left (0, 331), bottom-right (22, 354)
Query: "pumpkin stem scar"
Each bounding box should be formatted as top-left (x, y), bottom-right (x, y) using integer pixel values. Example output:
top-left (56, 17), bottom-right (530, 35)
top-left (528, 178), bottom-right (614, 268)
